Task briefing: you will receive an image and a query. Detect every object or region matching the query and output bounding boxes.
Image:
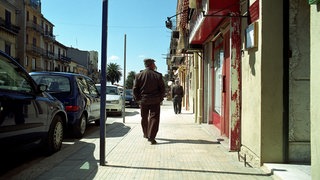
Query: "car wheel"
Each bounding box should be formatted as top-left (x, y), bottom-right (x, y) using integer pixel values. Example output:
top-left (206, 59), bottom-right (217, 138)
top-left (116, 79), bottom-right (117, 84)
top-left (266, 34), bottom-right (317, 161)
top-left (45, 115), bottom-right (64, 155)
top-left (74, 114), bottom-right (87, 138)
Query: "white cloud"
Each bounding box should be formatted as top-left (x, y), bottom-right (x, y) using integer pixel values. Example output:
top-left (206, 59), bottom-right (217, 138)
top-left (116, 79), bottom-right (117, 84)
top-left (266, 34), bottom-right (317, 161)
top-left (138, 55), bottom-right (146, 59)
top-left (108, 55), bottom-right (120, 61)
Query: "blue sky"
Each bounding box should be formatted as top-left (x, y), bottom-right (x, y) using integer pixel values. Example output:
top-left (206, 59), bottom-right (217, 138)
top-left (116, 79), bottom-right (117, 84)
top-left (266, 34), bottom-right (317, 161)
top-left (41, 0), bottom-right (177, 82)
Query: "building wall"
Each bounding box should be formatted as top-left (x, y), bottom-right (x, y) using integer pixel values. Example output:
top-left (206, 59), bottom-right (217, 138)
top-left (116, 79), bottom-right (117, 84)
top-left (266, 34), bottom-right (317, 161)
top-left (310, 4), bottom-right (320, 179)
top-left (288, 0), bottom-right (311, 163)
top-left (0, 1), bottom-right (18, 57)
top-left (240, 0), bottom-right (284, 166)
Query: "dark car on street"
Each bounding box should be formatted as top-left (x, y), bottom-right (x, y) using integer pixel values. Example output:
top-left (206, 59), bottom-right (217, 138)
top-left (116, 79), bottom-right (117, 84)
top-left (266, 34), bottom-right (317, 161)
top-left (0, 51), bottom-right (67, 154)
top-left (30, 72), bottom-right (100, 138)
top-left (124, 89), bottom-right (139, 108)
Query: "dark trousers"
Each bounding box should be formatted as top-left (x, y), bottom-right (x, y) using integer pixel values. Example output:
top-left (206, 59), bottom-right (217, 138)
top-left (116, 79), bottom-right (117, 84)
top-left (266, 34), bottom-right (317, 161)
top-left (173, 98), bottom-right (182, 114)
top-left (140, 103), bottom-right (161, 139)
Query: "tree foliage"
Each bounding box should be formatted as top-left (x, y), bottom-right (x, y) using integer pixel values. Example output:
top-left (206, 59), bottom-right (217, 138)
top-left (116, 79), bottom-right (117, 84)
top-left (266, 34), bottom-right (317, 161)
top-left (125, 71), bottom-right (136, 89)
top-left (106, 63), bottom-right (122, 85)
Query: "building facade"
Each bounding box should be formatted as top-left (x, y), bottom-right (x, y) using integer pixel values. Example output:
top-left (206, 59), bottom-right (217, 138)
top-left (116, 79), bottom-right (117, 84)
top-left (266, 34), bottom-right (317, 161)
top-left (0, 0), bottom-right (98, 78)
top-left (169, 0), bottom-right (319, 178)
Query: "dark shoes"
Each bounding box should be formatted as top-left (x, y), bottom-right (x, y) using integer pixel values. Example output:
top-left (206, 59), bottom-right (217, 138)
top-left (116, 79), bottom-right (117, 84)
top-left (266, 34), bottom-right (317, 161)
top-left (148, 138), bottom-right (157, 145)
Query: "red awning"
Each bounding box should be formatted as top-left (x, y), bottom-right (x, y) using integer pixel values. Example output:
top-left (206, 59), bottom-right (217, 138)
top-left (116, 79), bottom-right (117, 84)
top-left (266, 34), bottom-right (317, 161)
top-left (189, 0), bottom-right (239, 44)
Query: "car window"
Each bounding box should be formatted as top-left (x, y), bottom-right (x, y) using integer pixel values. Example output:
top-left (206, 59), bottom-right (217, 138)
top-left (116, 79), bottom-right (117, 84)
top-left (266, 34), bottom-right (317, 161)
top-left (77, 77), bottom-right (89, 94)
top-left (87, 79), bottom-right (98, 96)
top-left (0, 56), bottom-right (32, 93)
top-left (107, 86), bottom-right (118, 95)
top-left (32, 75), bottom-right (70, 92)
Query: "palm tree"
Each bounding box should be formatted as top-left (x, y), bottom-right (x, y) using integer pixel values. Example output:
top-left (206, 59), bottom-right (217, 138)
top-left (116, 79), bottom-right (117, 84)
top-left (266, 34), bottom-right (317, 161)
top-left (106, 63), bottom-right (122, 85)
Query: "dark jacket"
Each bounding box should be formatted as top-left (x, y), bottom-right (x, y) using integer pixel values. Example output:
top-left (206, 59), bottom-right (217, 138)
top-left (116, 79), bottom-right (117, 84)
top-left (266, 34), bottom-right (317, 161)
top-left (171, 84), bottom-right (184, 101)
top-left (133, 68), bottom-right (165, 105)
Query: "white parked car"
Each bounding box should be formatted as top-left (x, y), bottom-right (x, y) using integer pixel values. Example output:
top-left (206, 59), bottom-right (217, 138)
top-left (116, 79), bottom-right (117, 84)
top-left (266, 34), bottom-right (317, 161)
top-left (96, 84), bottom-right (123, 116)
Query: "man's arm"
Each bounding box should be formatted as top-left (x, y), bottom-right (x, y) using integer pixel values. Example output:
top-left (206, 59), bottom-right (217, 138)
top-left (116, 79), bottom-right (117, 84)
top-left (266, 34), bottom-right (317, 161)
top-left (132, 75), bottom-right (141, 101)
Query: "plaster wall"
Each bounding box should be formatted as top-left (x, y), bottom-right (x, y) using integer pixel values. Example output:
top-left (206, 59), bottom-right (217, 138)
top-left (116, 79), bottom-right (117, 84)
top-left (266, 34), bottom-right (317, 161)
top-left (288, 0), bottom-right (311, 163)
top-left (240, 0), bottom-right (283, 166)
top-left (310, 4), bottom-right (320, 180)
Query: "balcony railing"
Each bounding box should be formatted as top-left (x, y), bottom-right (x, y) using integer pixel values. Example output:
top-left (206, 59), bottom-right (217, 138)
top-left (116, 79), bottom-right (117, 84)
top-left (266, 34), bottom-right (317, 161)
top-left (44, 31), bottom-right (56, 41)
top-left (0, 18), bottom-right (19, 34)
top-left (26, 44), bottom-right (43, 56)
top-left (26, 21), bottom-right (44, 34)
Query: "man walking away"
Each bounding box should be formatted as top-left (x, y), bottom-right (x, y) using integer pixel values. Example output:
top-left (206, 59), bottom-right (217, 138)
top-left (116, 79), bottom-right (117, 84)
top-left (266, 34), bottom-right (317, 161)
top-left (171, 80), bottom-right (184, 114)
top-left (133, 58), bottom-right (165, 145)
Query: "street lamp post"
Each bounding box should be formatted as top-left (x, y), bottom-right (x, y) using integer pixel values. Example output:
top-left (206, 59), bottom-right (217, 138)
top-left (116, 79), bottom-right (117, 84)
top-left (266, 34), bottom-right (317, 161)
top-left (100, 0), bottom-right (108, 166)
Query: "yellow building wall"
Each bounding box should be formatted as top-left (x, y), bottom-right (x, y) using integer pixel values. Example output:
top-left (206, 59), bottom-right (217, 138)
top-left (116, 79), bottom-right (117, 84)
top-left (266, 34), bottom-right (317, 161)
top-left (240, 0), bottom-right (284, 166)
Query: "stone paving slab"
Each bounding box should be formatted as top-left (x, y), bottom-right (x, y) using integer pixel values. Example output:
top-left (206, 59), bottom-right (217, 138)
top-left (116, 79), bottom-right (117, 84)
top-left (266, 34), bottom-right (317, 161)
top-left (5, 100), bottom-right (275, 180)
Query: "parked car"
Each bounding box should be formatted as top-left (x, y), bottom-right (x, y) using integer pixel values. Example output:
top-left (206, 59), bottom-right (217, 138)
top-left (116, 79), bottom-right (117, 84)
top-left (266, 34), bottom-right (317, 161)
top-left (124, 89), bottom-right (139, 108)
top-left (0, 50), bottom-right (67, 154)
top-left (30, 72), bottom-right (100, 138)
top-left (96, 84), bottom-right (123, 116)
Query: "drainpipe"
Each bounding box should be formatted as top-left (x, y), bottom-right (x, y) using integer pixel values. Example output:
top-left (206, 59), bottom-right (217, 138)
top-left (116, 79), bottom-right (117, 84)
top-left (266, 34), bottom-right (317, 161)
top-left (197, 53), bottom-right (203, 124)
top-left (194, 53), bottom-right (199, 123)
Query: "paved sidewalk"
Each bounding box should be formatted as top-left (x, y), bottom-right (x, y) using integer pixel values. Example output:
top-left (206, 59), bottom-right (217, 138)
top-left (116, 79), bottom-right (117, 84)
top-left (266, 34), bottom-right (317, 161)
top-left (4, 100), bottom-right (275, 180)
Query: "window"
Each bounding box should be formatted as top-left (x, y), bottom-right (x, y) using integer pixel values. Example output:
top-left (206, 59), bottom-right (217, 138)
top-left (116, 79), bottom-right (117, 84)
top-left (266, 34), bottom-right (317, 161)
top-left (77, 77), bottom-right (89, 94)
top-left (214, 50), bottom-right (224, 115)
top-left (33, 16), bottom-right (37, 24)
top-left (32, 58), bottom-right (36, 71)
top-left (27, 11), bottom-right (29, 21)
top-left (5, 10), bottom-right (11, 25)
top-left (87, 79), bottom-right (98, 96)
top-left (25, 56), bottom-right (28, 66)
top-left (32, 38), bottom-right (36, 46)
top-left (0, 55), bottom-right (32, 93)
top-left (5, 43), bottom-right (11, 56)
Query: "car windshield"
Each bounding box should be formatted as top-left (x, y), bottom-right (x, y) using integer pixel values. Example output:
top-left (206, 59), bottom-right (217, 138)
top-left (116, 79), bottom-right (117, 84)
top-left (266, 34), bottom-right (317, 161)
top-left (31, 75), bottom-right (70, 93)
top-left (96, 85), bottom-right (119, 95)
top-left (107, 86), bottom-right (118, 95)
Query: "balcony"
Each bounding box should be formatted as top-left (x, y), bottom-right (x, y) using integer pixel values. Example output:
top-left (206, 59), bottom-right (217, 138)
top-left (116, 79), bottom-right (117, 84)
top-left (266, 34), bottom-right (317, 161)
top-left (44, 31), bottom-right (56, 41)
top-left (60, 55), bottom-right (71, 63)
top-left (0, 18), bottom-right (20, 35)
top-left (45, 51), bottom-right (54, 59)
top-left (26, 21), bottom-right (44, 34)
top-left (26, 44), bottom-right (43, 56)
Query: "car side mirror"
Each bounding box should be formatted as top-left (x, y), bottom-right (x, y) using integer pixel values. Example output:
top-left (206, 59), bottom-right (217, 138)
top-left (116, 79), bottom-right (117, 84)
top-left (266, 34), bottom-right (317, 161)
top-left (38, 84), bottom-right (48, 92)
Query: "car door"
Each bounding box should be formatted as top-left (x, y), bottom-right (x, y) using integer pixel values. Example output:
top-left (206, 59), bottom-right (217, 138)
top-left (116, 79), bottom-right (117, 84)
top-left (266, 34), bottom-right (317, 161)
top-left (0, 53), bottom-right (48, 143)
top-left (86, 78), bottom-right (100, 120)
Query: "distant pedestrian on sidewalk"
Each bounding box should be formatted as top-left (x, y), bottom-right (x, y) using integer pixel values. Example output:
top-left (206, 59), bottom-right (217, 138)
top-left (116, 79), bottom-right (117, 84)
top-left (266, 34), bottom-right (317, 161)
top-left (171, 79), bottom-right (184, 114)
top-left (133, 58), bottom-right (165, 145)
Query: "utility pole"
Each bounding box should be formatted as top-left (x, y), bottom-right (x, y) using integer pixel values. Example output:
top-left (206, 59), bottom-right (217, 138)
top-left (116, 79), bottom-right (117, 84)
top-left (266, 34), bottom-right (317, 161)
top-left (99, 0), bottom-right (108, 166)
top-left (123, 34), bottom-right (127, 123)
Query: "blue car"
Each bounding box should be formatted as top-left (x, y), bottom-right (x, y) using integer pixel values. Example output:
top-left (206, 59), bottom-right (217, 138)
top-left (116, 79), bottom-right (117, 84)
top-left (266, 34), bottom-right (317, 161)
top-left (30, 72), bottom-right (100, 138)
top-left (0, 51), bottom-right (67, 154)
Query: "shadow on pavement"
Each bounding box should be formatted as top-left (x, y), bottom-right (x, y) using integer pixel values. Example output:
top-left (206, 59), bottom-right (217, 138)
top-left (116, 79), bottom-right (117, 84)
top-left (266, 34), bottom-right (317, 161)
top-left (106, 122), bottom-right (131, 138)
top-left (155, 138), bottom-right (220, 145)
top-left (105, 164), bottom-right (273, 177)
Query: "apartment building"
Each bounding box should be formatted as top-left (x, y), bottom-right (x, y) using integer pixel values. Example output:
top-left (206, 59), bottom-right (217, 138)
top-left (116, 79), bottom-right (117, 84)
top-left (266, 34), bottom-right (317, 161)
top-left (0, 0), bottom-right (19, 57)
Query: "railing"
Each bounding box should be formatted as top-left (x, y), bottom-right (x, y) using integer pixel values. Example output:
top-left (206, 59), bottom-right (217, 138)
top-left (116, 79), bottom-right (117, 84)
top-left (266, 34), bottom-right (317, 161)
top-left (26, 44), bottom-right (43, 56)
top-left (0, 18), bottom-right (19, 34)
top-left (26, 21), bottom-right (44, 34)
top-left (43, 31), bottom-right (56, 41)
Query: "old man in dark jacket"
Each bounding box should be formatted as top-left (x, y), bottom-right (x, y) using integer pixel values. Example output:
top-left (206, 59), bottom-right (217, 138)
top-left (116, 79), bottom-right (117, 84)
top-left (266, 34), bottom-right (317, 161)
top-left (133, 58), bottom-right (165, 144)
